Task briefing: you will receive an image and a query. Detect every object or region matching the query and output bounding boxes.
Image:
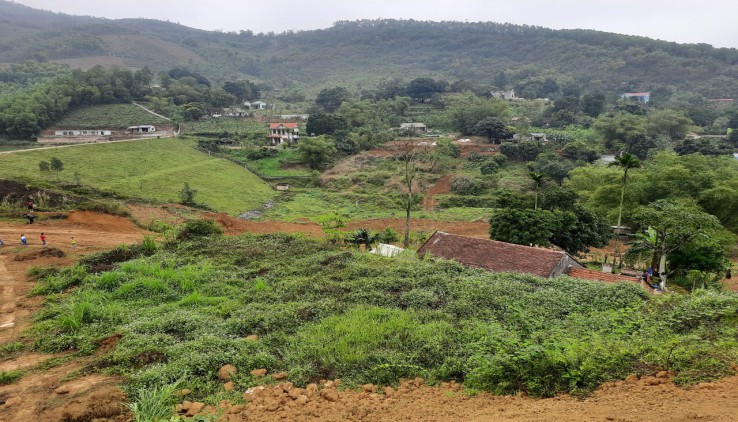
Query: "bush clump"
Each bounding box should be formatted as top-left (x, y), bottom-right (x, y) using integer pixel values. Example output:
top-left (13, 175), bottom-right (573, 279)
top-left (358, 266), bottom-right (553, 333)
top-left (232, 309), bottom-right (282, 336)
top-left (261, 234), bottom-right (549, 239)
top-left (174, 219), bottom-right (223, 241)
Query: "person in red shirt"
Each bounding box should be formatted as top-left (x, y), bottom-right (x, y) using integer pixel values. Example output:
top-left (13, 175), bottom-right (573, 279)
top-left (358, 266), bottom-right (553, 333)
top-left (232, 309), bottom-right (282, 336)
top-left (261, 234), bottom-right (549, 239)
top-left (40, 232), bottom-right (46, 247)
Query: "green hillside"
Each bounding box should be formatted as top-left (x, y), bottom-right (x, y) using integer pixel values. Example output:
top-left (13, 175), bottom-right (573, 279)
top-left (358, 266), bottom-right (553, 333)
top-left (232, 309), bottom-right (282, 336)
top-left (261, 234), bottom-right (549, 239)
top-left (0, 138), bottom-right (275, 214)
top-left (53, 104), bottom-right (170, 129)
top-left (2, 1), bottom-right (738, 98)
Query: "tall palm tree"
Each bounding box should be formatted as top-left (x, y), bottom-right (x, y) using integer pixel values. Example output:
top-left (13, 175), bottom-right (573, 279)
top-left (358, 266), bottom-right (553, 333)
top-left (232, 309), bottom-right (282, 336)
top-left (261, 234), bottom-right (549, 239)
top-left (529, 171), bottom-right (545, 210)
top-left (609, 153), bottom-right (641, 237)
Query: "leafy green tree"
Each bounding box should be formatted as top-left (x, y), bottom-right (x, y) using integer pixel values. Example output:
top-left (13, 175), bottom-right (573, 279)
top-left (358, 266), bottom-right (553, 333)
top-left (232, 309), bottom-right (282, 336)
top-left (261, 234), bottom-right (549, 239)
top-left (38, 160), bottom-right (50, 173)
top-left (593, 112), bottom-right (648, 151)
top-left (490, 208), bottom-right (557, 247)
top-left (306, 112), bottom-right (347, 136)
top-left (316, 86), bottom-right (351, 112)
top-left (646, 109), bottom-right (693, 141)
top-left (580, 93), bottom-right (606, 118)
top-left (561, 141), bottom-right (600, 163)
top-left (531, 153), bottom-right (576, 185)
top-left (550, 205), bottom-right (611, 255)
top-left (674, 138), bottom-right (732, 157)
top-left (499, 141), bottom-right (542, 161)
top-left (626, 201), bottom-right (724, 291)
top-left (179, 182), bottom-right (197, 206)
top-left (182, 102), bottom-right (206, 120)
top-left (406, 77), bottom-right (445, 102)
top-left (49, 156), bottom-right (64, 181)
top-left (472, 117), bottom-right (511, 143)
top-left (297, 136), bottom-right (337, 169)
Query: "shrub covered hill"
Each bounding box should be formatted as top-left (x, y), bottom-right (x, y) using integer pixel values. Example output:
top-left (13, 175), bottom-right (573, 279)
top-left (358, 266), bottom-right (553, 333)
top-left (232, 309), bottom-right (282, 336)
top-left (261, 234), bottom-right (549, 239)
top-left (1, 0), bottom-right (738, 97)
top-left (30, 225), bottom-right (738, 403)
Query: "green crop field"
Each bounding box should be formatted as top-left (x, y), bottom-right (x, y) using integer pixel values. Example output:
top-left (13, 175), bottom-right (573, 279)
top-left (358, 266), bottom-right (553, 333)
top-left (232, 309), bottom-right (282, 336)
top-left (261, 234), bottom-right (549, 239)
top-left (182, 118), bottom-right (268, 139)
top-left (53, 104), bottom-right (171, 128)
top-left (0, 138), bottom-right (275, 214)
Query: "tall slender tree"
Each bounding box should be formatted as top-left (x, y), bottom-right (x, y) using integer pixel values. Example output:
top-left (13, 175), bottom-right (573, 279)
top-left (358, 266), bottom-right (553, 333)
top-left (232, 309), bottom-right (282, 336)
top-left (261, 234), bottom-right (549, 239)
top-left (529, 171), bottom-right (545, 210)
top-left (609, 153), bottom-right (641, 235)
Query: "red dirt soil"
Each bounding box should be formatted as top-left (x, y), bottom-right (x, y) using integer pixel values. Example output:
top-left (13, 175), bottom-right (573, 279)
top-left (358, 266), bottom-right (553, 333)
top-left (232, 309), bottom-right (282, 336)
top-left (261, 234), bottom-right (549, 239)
top-left (2, 206), bottom-right (737, 421)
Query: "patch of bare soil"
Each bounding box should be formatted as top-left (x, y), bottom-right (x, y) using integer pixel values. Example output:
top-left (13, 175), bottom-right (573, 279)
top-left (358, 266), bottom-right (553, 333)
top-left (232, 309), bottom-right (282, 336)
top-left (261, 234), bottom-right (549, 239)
top-left (189, 373), bottom-right (738, 422)
top-left (0, 210), bottom-right (148, 420)
top-left (423, 174), bottom-right (455, 211)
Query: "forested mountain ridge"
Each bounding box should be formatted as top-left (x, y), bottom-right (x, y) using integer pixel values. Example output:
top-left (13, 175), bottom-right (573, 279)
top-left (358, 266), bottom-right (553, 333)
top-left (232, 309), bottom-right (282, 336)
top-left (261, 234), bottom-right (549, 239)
top-left (1, 0), bottom-right (738, 99)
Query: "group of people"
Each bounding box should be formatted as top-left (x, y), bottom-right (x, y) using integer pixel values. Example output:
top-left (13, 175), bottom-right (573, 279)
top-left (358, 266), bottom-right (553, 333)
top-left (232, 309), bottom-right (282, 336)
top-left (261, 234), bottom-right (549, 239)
top-left (3, 233), bottom-right (77, 249)
top-left (0, 200), bottom-right (78, 249)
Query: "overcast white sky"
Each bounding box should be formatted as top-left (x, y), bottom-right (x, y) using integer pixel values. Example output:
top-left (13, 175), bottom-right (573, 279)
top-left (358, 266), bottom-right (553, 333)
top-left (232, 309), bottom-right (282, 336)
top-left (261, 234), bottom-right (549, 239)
top-left (12, 0), bottom-right (738, 48)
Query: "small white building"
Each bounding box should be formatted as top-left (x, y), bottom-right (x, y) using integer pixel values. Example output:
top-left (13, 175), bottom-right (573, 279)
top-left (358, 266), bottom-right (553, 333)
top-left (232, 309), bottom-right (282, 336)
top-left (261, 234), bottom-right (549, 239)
top-left (491, 89), bottom-right (516, 100)
top-left (245, 101), bottom-right (267, 110)
top-left (54, 129), bottom-right (111, 136)
top-left (371, 243), bottom-right (405, 257)
top-left (126, 125), bottom-right (156, 133)
top-left (399, 123), bottom-right (427, 133)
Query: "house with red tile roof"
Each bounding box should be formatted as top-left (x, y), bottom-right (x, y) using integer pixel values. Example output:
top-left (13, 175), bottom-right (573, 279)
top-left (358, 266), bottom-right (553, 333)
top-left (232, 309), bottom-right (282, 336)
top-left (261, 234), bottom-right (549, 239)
top-left (267, 123), bottom-right (299, 146)
top-left (417, 231), bottom-right (640, 284)
top-left (418, 231), bottom-right (582, 278)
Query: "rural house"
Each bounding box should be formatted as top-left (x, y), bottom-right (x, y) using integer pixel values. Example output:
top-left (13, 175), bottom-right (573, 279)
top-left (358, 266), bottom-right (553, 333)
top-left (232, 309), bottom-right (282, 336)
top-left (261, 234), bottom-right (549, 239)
top-left (54, 129), bottom-right (111, 136)
top-left (418, 231), bottom-right (640, 283)
top-left (417, 231), bottom-right (582, 278)
top-left (399, 123), bottom-right (427, 133)
top-left (245, 101), bottom-right (267, 109)
top-left (620, 92), bottom-right (650, 103)
top-left (126, 125), bottom-right (156, 133)
top-left (491, 89), bottom-right (517, 100)
top-left (267, 123), bottom-right (300, 145)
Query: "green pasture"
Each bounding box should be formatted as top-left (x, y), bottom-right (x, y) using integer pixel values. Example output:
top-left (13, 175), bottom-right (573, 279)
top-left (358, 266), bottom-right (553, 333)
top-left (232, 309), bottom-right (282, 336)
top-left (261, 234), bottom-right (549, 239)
top-left (53, 104), bottom-right (170, 129)
top-left (0, 138), bottom-right (275, 214)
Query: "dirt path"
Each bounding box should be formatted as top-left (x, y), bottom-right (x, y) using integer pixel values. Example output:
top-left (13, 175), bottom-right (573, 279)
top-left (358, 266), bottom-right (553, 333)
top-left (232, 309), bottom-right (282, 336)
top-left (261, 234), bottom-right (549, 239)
top-left (131, 101), bottom-right (171, 121)
top-left (423, 174), bottom-right (454, 211)
top-left (0, 136), bottom-right (157, 155)
top-left (0, 211), bottom-right (147, 421)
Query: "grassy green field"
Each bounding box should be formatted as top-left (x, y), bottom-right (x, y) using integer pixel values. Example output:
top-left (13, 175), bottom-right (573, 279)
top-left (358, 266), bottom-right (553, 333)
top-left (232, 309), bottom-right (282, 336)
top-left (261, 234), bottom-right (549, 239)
top-left (54, 104), bottom-right (170, 128)
top-left (226, 148), bottom-right (313, 177)
top-left (0, 138), bottom-right (275, 214)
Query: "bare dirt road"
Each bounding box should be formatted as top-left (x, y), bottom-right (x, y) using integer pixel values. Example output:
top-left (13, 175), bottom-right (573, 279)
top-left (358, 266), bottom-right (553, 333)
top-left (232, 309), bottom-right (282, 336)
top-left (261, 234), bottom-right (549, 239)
top-left (1, 207), bottom-right (737, 421)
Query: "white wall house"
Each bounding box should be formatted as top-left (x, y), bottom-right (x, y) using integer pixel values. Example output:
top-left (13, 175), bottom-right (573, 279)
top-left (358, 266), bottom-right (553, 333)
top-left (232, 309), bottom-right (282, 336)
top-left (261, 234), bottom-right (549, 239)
top-left (267, 123), bottom-right (299, 145)
top-left (54, 130), bottom-right (111, 136)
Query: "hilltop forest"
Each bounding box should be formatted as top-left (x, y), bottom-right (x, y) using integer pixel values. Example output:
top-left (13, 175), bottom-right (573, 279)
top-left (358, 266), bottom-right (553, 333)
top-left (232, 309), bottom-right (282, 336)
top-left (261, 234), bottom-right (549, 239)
top-left (1, 0), bottom-right (738, 99)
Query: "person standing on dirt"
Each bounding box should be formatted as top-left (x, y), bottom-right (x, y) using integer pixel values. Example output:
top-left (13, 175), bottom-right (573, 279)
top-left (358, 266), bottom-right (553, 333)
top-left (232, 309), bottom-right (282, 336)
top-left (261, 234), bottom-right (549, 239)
top-left (25, 212), bottom-right (35, 224)
top-left (40, 232), bottom-right (46, 247)
top-left (20, 234), bottom-right (27, 246)
top-left (71, 236), bottom-right (77, 250)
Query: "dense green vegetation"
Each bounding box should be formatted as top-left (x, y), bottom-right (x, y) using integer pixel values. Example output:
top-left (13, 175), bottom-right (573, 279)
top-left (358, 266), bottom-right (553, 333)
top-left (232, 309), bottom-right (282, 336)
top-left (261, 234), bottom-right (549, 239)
top-left (0, 138), bottom-right (275, 214)
top-left (3, 1), bottom-right (738, 99)
top-left (27, 232), bottom-right (738, 403)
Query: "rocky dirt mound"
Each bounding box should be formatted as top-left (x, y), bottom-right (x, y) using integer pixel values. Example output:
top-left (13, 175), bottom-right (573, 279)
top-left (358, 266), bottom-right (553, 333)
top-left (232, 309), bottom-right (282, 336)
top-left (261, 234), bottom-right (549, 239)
top-left (12, 247), bottom-right (65, 261)
top-left (185, 372), bottom-right (738, 422)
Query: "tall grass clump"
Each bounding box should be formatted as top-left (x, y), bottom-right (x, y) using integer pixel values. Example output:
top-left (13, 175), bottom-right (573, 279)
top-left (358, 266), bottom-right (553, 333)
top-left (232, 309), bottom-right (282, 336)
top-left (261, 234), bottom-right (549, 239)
top-left (126, 380), bottom-right (180, 422)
